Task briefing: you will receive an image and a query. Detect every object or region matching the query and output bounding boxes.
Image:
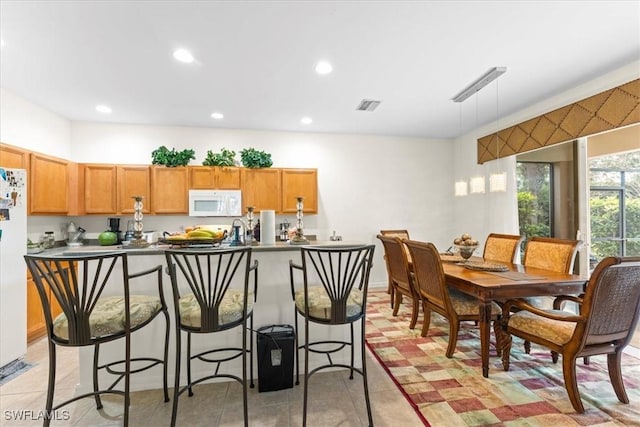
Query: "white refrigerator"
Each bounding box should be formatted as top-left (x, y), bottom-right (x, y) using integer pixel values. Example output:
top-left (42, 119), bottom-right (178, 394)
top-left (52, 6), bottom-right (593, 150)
top-left (0, 168), bottom-right (27, 368)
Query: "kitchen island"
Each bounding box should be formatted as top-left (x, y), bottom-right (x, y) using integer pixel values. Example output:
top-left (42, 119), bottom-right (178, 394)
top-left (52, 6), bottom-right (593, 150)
top-left (51, 241), bottom-right (370, 393)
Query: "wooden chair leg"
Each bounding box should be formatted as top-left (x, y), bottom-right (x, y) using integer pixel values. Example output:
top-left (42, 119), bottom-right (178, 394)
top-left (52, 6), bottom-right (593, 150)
top-left (392, 293), bottom-right (402, 316)
top-left (492, 319), bottom-right (502, 357)
top-left (409, 296), bottom-right (419, 329)
top-left (420, 303), bottom-right (431, 337)
top-left (562, 355), bottom-right (585, 413)
top-left (445, 319), bottom-right (460, 358)
top-left (608, 350), bottom-right (630, 404)
top-left (500, 331), bottom-right (512, 371)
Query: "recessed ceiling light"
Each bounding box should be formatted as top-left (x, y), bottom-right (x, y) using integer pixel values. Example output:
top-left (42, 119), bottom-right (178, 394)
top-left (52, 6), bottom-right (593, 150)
top-left (211, 112), bottom-right (224, 120)
top-left (95, 105), bottom-right (112, 114)
top-left (301, 117), bottom-right (313, 125)
top-left (314, 61), bottom-right (333, 75)
top-left (173, 48), bottom-right (194, 63)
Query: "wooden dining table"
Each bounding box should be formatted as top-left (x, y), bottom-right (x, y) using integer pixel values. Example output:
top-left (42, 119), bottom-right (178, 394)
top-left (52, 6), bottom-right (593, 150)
top-left (441, 259), bottom-right (588, 378)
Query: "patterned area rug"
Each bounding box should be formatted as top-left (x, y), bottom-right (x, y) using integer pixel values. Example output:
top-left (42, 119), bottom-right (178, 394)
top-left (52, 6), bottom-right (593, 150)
top-left (365, 291), bottom-right (640, 426)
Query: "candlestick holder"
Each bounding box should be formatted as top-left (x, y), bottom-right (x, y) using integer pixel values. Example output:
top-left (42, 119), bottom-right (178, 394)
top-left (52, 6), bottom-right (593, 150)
top-left (129, 195), bottom-right (149, 248)
top-left (246, 206), bottom-right (257, 245)
top-left (290, 196), bottom-right (309, 245)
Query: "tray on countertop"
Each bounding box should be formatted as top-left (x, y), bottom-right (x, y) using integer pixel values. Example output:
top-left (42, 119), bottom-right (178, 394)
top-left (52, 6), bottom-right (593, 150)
top-left (460, 260), bottom-right (509, 272)
top-left (159, 238), bottom-right (224, 248)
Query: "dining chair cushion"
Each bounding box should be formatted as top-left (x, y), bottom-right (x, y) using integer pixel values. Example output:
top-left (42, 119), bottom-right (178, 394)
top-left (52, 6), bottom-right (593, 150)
top-left (508, 310), bottom-right (577, 345)
top-left (450, 289), bottom-right (501, 316)
top-left (53, 295), bottom-right (163, 340)
top-left (178, 290), bottom-right (255, 328)
top-left (295, 286), bottom-right (363, 321)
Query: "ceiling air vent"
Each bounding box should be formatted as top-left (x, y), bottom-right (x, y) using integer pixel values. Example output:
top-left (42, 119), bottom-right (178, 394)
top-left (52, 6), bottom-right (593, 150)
top-left (356, 99), bottom-right (381, 112)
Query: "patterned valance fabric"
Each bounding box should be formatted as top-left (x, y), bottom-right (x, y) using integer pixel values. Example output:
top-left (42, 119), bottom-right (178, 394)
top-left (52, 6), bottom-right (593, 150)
top-left (477, 79), bottom-right (639, 164)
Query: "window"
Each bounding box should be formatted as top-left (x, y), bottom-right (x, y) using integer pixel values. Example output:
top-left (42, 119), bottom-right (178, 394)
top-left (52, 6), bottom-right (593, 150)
top-left (517, 162), bottom-right (553, 244)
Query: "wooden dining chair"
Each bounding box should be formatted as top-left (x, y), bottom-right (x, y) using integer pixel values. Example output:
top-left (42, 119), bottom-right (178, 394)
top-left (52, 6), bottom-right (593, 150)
top-left (377, 234), bottom-right (420, 328)
top-left (500, 256), bottom-right (640, 413)
top-left (483, 233), bottom-right (523, 264)
top-left (521, 236), bottom-right (582, 357)
top-left (380, 229), bottom-right (411, 307)
top-left (404, 239), bottom-right (502, 357)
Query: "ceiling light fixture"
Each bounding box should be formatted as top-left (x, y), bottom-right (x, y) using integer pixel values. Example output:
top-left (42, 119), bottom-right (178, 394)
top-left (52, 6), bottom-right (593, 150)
top-left (455, 181), bottom-right (468, 197)
top-left (301, 117), bottom-right (313, 125)
top-left (469, 176), bottom-right (486, 194)
top-left (95, 105), bottom-right (112, 114)
top-left (211, 112), bottom-right (224, 120)
top-left (451, 67), bottom-right (507, 103)
top-left (173, 48), bottom-right (194, 63)
top-left (314, 61), bottom-right (333, 75)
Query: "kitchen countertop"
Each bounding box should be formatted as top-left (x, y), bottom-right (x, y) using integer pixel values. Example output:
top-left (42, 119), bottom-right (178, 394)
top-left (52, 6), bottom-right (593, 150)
top-left (37, 240), bottom-right (364, 257)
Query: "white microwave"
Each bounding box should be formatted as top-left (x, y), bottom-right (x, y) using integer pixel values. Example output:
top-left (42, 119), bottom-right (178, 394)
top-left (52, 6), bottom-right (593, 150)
top-left (188, 189), bottom-right (242, 217)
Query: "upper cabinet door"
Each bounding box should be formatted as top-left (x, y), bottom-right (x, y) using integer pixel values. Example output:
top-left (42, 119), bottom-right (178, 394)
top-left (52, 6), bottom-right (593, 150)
top-left (215, 167), bottom-right (241, 189)
top-left (241, 168), bottom-right (281, 213)
top-left (281, 169), bottom-right (318, 213)
top-left (29, 153), bottom-right (69, 214)
top-left (189, 166), bottom-right (241, 189)
top-left (151, 166), bottom-right (189, 214)
top-left (0, 143), bottom-right (30, 169)
top-left (117, 166), bottom-right (151, 214)
top-left (83, 164), bottom-right (117, 214)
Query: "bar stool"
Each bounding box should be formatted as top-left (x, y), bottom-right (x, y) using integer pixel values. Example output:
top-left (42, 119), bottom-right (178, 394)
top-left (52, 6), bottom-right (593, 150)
top-left (165, 247), bottom-right (258, 427)
top-left (24, 252), bottom-right (170, 427)
top-left (289, 244), bottom-right (375, 427)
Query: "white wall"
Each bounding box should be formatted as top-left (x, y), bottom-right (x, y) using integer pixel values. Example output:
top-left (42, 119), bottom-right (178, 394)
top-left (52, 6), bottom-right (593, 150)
top-left (0, 88), bottom-right (72, 158)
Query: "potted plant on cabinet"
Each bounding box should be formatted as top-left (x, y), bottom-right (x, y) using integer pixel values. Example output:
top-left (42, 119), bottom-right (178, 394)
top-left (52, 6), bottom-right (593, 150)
top-left (151, 146), bottom-right (195, 167)
top-left (203, 148), bottom-right (237, 166)
top-left (240, 148), bottom-right (273, 168)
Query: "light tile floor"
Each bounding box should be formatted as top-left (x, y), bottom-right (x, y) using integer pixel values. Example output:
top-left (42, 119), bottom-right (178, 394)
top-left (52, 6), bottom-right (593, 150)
top-left (0, 337), bottom-right (425, 426)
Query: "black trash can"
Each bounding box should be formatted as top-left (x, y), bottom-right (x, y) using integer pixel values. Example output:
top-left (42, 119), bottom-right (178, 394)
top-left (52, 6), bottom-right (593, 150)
top-left (256, 324), bottom-right (295, 392)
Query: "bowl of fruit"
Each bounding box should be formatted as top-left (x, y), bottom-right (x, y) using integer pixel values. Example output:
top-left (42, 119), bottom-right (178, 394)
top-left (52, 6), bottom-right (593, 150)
top-left (453, 233), bottom-right (479, 261)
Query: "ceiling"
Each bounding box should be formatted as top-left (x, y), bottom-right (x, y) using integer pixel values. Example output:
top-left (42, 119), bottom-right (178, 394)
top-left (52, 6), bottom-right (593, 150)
top-left (1, 1), bottom-right (639, 139)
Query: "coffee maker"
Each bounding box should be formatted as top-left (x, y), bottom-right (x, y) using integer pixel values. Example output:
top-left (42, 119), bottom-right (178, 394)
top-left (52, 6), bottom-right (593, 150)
top-left (279, 220), bottom-right (290, 241)
top-left (107, 217), bottom-right (122, 244)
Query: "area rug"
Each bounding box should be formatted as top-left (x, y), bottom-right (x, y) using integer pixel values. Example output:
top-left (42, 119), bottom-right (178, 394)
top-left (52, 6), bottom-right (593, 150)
top-left (364, 290), bottom-right (640, 426)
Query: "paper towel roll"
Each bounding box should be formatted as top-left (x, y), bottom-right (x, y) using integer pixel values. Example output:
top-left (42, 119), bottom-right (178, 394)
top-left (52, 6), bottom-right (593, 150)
top-left (260, 210), bottom-right (276, 245)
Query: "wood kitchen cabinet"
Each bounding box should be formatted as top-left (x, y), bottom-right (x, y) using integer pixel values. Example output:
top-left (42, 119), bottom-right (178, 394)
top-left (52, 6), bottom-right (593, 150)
top-left (240, 168), bottom-right (281, 213)
top-left (29, 153), bottom-right (70, 214)
top-left (151, 166), bottom-right (189, 214)
top-left (117, 166), bottom-right (151, 214)
top-left (0, 143), bottom-right (30, 169)
top-left (82, 164), bottom-right (117, 213)
top-left (26, 266), bottom-right (63, 343)
top-left (281, 168), bottom-right (318, 213)
top-left (189, 166), bottom-right (241, 189)
top-left (79, 164), bottom-right (151, 214)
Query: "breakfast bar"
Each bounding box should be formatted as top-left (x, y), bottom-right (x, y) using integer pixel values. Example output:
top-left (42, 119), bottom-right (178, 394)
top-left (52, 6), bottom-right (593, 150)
top-left (62, 241), bottom-right (366, 394)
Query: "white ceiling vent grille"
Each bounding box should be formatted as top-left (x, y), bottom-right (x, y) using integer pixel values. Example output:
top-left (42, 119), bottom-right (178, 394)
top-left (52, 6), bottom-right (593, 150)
top-left (356, 99), bottom-right (381, 112)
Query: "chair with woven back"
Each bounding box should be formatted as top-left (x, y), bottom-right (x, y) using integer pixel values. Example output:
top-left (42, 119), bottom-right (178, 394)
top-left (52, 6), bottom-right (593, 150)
top-left (520, 236), bottom-right (582, 358)
top-left (377, 234), bottom-right (420, 329)
top-left (403, 239), bottom-right (502, 357)
top-left (483, 233), bottom-right (523, 264)
top-left (500, 256), bottom-right (640, 413)
top-left (380, 229), bottom-right (411, 308)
